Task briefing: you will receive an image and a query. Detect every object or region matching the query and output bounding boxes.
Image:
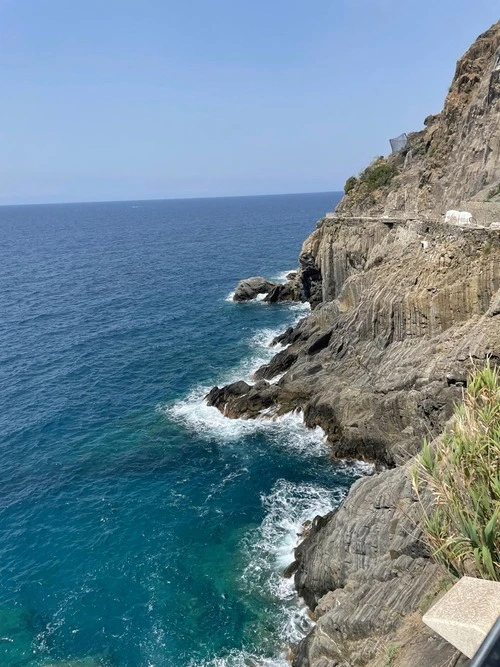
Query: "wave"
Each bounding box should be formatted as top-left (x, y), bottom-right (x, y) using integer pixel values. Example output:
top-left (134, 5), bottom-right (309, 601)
top-left (271, 270), bottom-right (295, 283)
top-left (165, 309), bottom-right (324, 455)
top-left (192, 477), bottom-right (358, 667)
top-left (167, 396), bottom-right (327, 457)
top-left (189, 650), bottom-right (290, 667)
top-left (241, 479), bottom-right (345, 642)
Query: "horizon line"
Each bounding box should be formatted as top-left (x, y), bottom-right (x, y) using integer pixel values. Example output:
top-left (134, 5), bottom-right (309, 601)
top-left (0, 189), bottom-right (343, 209)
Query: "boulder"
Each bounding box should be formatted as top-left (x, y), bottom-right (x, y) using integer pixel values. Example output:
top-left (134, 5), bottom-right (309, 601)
top-left (232, 277), bottom-right (278, 302)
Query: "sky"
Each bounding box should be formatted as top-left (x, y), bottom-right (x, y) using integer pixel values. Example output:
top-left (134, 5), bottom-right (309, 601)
top-left (0, 1), bottom-right (498, 205)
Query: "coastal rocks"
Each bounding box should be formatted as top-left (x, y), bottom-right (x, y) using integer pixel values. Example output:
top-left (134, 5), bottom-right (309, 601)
top-left (291, 464), bottom-right (467, 667)
top-left (233, 276), bottom-right (278, 301)
top-left (232, 273), bottom-right (305, 304)
top-left (211, 219), bottom-right (500, 465)
top-left (264, 280), bottom-right (301, 303)
top-left (205, 380), bottom-right (251, 408)
top-left (205, 380), bottom-right (280, 418)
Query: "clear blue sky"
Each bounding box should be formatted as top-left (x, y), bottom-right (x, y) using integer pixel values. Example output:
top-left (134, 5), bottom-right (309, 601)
top-left (0, 1), bottom-right (498, 204)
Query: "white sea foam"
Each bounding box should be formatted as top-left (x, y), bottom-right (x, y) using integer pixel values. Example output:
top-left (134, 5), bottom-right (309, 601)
top-left (189, 650), bottom-right (289, 667)
top-left (236, 476), bottom-right (358, 655)
top-left (242, 480), bottom-right (345, 602)
top-left (271, 270), bottom-right (296, 283)
top-left (225, 290), bottom-right (236, 302)
top-left (189, 482), bottom-right (339, 666)
top-left (288, 301), bottom-right (310, 313)
top-left (168, 397), bottom-right (327, 457)
top-left (165, 311), bottom-right (327, 456)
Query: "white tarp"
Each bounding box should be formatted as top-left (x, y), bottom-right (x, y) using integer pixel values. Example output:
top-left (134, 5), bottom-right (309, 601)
top-left (445, 210), bottom-right (473, 225)
top-left (445, 210), bottom-right (460, 223)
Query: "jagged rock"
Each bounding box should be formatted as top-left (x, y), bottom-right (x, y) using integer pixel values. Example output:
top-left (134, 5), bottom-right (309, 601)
top-left (206, 380), bottom-right (280, 418)
top-left (307, 330), bottom-right (332, 355)
top-left (291, 464), bottom-right (467, 667)
top-left (205, 381), bottom-right (251, 410)
top-left (264, 280), bottom-right (300, 303)
top-left (253, 347), bottom-right (298, 380)
top-left (337, 21), bottom-right (500, 221)
top-left (232, 276), bottom-right (278, 301)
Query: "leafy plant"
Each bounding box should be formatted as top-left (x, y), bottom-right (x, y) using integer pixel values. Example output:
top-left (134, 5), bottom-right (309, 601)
top-left (413, 362), bottom-right (500, 580)
top-left (359, 160), bottom-right (398, 191)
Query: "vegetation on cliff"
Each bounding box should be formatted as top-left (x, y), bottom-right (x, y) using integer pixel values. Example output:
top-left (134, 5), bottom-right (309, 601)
top-left (414, 363), bottom-right (500, 581)
top-left (343, 158), bottom-right (398, 204)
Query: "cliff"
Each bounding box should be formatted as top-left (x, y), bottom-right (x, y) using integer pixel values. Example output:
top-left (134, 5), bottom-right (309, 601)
top-left (337, 21), bottom-right (500, 220)
top-left (210, 219), bottom-right (500, 466)
top-left (208, 22), bottom-right (500, 666)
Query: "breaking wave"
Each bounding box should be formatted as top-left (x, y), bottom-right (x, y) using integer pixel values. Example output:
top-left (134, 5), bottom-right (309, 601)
top-left (165, 303), bottom-right (321, 454)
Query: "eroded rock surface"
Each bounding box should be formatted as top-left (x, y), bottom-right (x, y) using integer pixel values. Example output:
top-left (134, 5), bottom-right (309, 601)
top-left (232, 276), bottom-right (279, 301)
top-left (211, 220), bottom-right (500, 465)
top-left (337, 21), bottom-right (500, 220)
top-left (290, 464), bottom-right (468, 667)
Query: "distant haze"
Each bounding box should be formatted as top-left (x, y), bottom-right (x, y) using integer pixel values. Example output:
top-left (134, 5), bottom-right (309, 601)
top-left (0, 1), bottom-right (498, 205)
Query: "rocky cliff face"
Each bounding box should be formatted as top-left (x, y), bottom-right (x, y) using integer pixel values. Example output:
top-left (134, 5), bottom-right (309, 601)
top-left (210, 218), bottom-right (500, 465)
top-left (337, 21), bottom-right (500, 220)
top-left (291, 464), bottom-right (468, 667)
top-left (207, 22), bottom-right (500, 666)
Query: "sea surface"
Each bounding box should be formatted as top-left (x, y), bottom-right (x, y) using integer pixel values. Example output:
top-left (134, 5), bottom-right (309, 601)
top-left (0, 192), bottom-right (367, 667)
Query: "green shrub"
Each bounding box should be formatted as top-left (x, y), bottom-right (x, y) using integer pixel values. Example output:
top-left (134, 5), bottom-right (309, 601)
top-left (413, 362), bottom-right (500, 580)
top-left (359, 161), bottom-right (398, 192)
top-left (344, 176), bottom-right (358, 194)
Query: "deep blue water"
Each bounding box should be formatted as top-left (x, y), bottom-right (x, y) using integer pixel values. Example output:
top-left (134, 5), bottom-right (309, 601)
top-left (0, 192), bottom-right (364, 667)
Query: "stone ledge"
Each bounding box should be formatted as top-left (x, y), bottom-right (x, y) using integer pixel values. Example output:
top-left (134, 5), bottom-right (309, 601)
top-left (423, 576), bottom-right (500, 658)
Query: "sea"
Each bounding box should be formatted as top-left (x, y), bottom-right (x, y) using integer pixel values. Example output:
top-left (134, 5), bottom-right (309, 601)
top-left (0, 192), bottom-right (369, 667)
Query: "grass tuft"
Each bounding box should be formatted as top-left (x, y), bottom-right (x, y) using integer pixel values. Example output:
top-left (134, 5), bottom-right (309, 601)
top-left (413, 362), bottom-right (500, 580)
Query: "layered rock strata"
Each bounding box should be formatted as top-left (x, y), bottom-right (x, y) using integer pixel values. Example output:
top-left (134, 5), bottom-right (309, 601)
top-left (210, 22), bottom-right (500, 666)
top-left (290, 464), bottom-right (468, 667)
top-left (211, 219), bottom-right (500, 466)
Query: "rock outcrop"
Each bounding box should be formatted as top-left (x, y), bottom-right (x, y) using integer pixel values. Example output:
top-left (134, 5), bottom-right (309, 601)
top-left (337, 21), bottom-right (500, 221)
top-left (232, 274), bottom-right (304, 304)
top-left (215, 22), bottom-right (500, 666)
top-left (216, 219), bottom-right (500, 466)
top-left (290, 463), bottom-right (468, 667)
top-left (233, 276), bottom-right (279, 301)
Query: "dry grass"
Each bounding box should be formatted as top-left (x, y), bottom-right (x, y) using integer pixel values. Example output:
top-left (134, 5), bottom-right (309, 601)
top-left (412, 362), bottom-right (500, 580)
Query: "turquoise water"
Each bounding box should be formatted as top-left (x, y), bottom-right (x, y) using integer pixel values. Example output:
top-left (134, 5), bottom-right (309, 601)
top-left (0, 193), bottom-right (365, 667)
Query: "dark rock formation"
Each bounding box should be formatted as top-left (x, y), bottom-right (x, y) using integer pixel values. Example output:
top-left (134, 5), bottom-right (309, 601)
top-left (291, 465), bottom-right (467, 667)
top-left (233, 272), bottom-right (306, 305)
top-left (232, 276), bottom-right (278, 302)
top-left (264, 280), bottom-right (301, 303)
top-left (206, 380), bottom-right (280, 419)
